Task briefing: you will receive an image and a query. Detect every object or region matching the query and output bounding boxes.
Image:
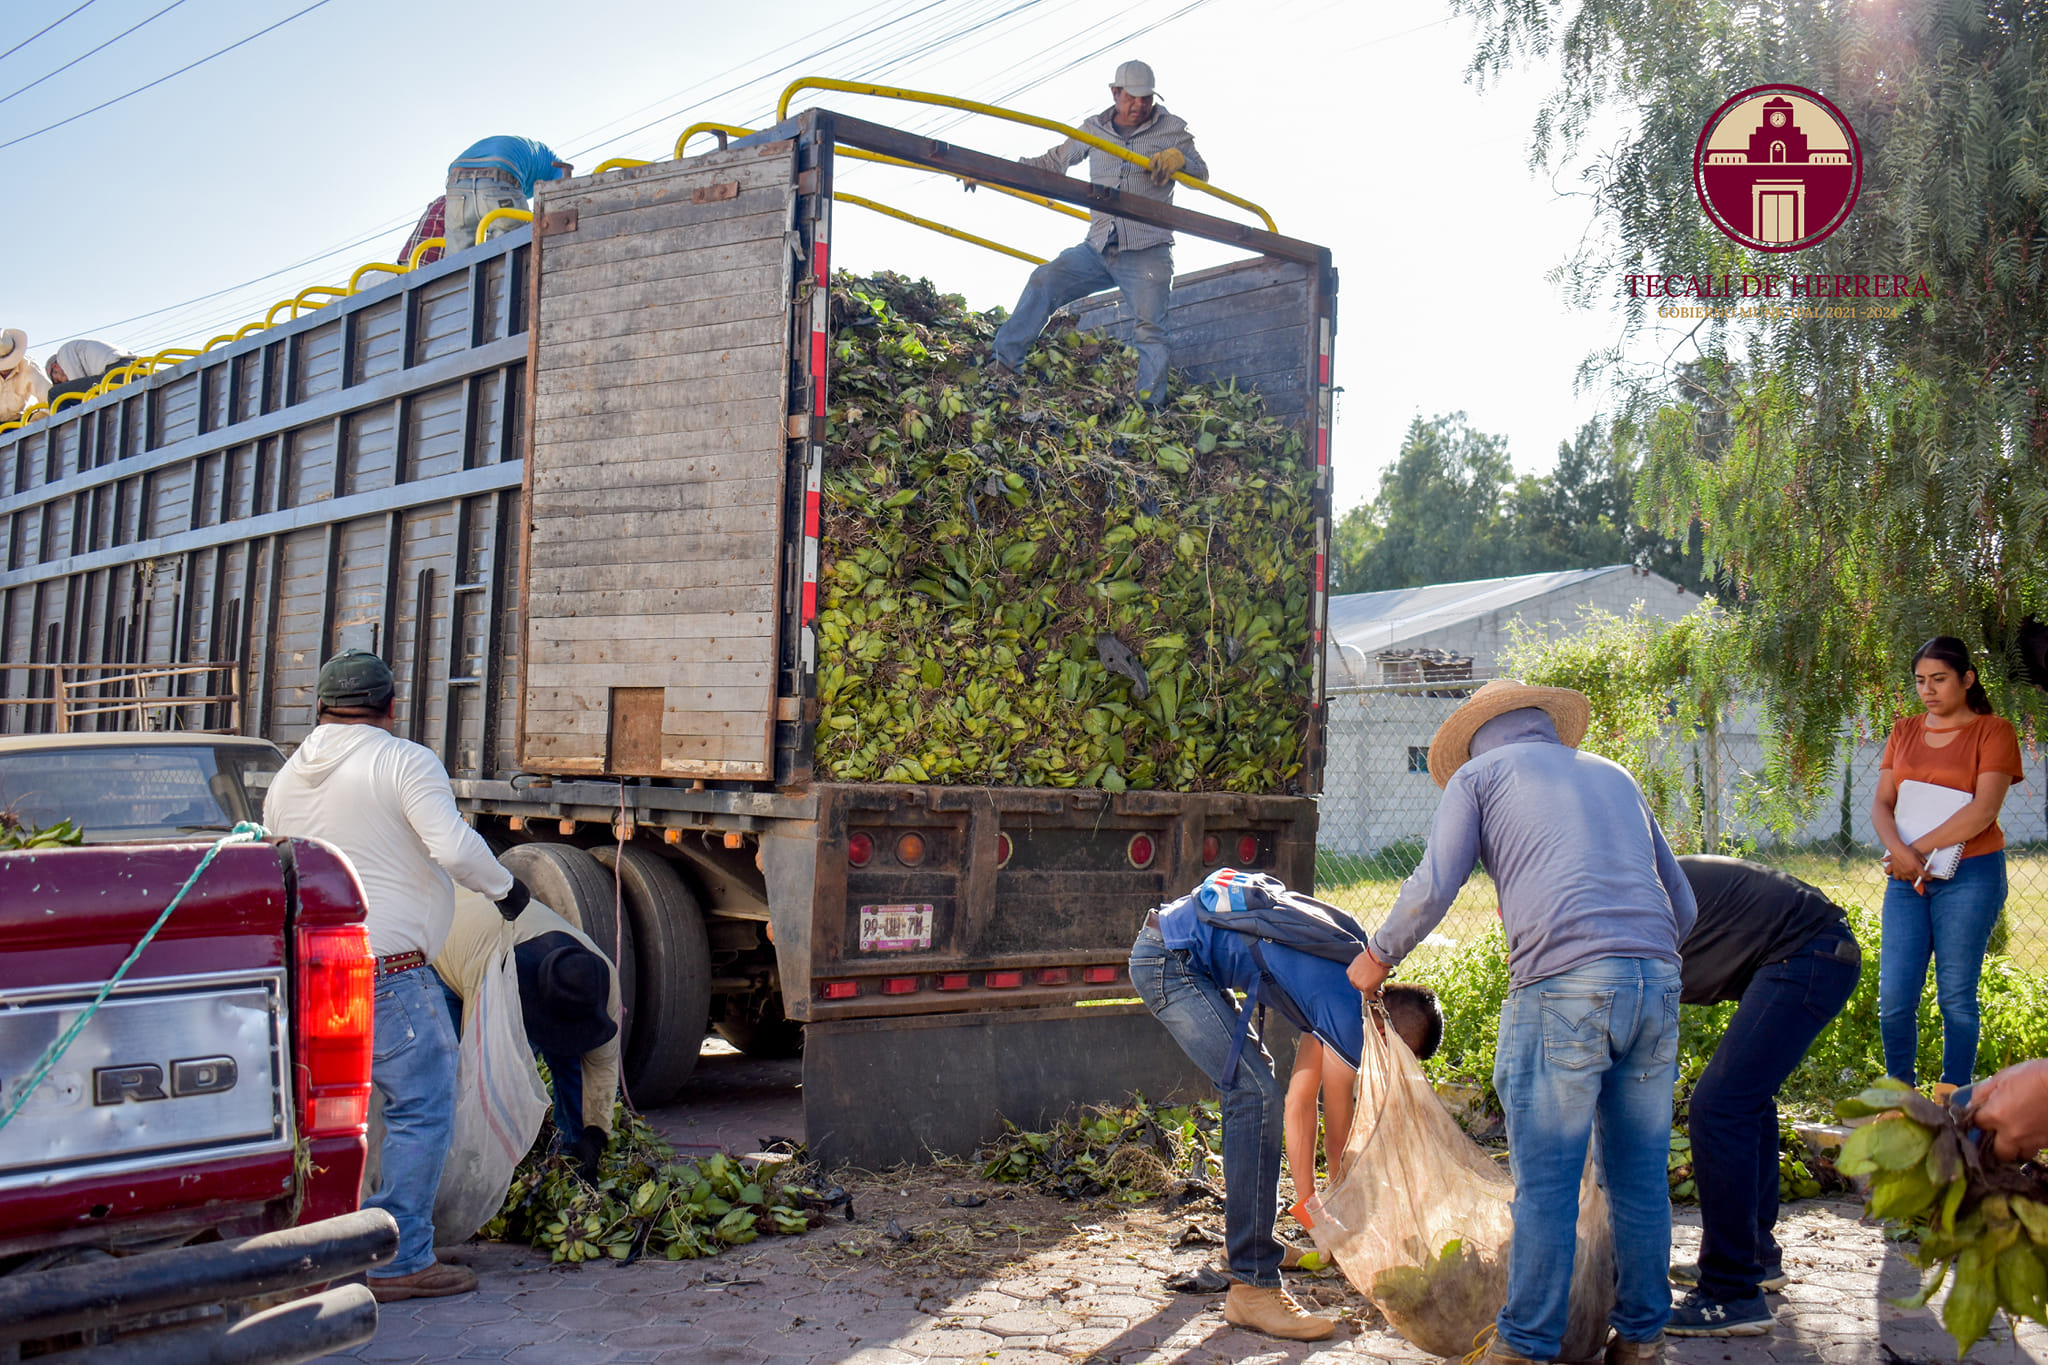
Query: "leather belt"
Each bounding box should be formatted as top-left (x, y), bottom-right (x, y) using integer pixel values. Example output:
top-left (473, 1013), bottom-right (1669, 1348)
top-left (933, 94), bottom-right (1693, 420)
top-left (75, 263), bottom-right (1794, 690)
top-left (449, 165), bottom-right (520, 184)
top-left (376, 949), bottom-right (427, 978)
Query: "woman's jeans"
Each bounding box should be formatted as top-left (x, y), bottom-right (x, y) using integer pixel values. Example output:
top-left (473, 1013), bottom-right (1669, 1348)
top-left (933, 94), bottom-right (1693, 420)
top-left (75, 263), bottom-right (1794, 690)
top-left (1129, 924), bottom-right (1286, 1288)
top-left (1690, 924), bottom-right (1861, 1303)
top-left (368, 966), bottom-right (460, 1277)
top-left (1493, 956), bottom-right (1682, 1360)
top-left (1880, 850), bottom-right (2006, 1086)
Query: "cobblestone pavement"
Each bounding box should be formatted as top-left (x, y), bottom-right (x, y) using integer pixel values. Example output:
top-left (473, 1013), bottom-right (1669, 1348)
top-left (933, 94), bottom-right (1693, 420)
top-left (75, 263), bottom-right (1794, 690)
top-left (339, 1189), bottom-right (2048, 1364)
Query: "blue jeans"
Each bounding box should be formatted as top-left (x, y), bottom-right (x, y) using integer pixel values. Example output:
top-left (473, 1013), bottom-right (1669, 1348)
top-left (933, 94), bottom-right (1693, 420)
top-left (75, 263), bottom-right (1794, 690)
top-left (1880, 850), bottom-right (2006, 1086)
top-left (994, 242), bottom-right (1174, 402)
top-left (1493, 956), bottom-right (1682, 1359)
top-left (1690, 924), bottom-right (1861, 1302)
top-left (1129, 925), bottom-right (1285, 1287)
top-left (443, 170), bottom-right (525, 257)
top-left (439, 976), bottom-right (586, 1146)
top-left (368, 966), bottom-right (460, 1277)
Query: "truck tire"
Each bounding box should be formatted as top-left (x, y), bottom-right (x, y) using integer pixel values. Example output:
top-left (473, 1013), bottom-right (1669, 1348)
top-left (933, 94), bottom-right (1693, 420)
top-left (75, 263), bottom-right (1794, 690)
top-left (500, 842), bottom-right (639, 1032)
top-left (592, 845), bottom-right (712, 1107)
top-left (715, 991), bottom-right (805, 1059)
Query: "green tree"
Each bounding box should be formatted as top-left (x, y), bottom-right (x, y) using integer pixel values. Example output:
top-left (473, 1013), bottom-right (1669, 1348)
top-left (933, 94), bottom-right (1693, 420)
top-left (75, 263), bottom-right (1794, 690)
top-left (1452, 0), bottom-right (2048, 790)
top-left (1334, 413), bottom-right (1516, 593)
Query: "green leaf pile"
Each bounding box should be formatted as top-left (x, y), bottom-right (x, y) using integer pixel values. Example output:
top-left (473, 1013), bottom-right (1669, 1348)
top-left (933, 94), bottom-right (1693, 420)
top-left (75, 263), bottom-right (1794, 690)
top-left (484, 1110), bottom-right (823, 1263)
top-left (0, 814), bottom-right (83, 850)
top-left (978, 1096), bottom-right (1222, 1201)
top-left (818, 272), bottom-right (1316, 793)
top-left (1369, 1236), bottom-right (1507, 1358)
top-left (1837, 1077), bottom-right (2048, 1354)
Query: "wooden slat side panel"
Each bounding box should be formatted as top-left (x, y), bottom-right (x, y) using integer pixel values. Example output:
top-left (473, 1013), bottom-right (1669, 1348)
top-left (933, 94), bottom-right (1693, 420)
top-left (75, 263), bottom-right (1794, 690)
top-left (267, 529), bottom-right (327, 743)
top-left (392, 504), bottom-right (457, 751)
top-left (520, 145), bottom-right (796, 778)
top-left (285, 421), bottom-right (339, 508)
top-left (331, 516), bottom-right (386, 654)
top-left (408, 382), bottom-right (465, 480)
top-left (416, 275), bottom-right (472, 363)
top-left (353, 296), bottom-right (405, 382)
top-left (343, 403), bottom-right (399, 496)
top-left (294, 319), bottom-right (345, 403)
top-left (156, 374), bottom-right (202, 449)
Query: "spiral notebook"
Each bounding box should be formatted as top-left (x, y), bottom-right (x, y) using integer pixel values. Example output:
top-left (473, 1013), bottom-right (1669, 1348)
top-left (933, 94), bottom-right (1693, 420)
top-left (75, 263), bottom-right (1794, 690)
top-left (1892, 779), bottom-right (1973, 880)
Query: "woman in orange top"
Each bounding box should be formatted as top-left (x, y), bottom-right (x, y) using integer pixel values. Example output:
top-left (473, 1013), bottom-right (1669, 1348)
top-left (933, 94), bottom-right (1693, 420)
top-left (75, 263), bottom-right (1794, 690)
top-left (1871, 637), bottom-right (2025, 1097)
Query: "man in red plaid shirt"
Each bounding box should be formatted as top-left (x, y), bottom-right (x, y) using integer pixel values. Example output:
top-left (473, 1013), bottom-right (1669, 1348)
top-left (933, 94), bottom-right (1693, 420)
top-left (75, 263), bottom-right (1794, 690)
top-left (399, 197), bottom-right (446, 268)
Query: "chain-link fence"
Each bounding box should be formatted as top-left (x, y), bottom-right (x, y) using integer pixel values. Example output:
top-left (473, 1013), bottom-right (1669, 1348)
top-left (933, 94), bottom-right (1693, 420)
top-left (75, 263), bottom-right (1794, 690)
top-left (1316, 683), bottom-right (2048, 970)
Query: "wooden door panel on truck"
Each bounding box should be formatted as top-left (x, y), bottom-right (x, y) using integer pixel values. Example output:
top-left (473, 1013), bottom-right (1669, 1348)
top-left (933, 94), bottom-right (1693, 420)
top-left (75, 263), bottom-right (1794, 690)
top-left (520, 143), bottom-right (799, 780)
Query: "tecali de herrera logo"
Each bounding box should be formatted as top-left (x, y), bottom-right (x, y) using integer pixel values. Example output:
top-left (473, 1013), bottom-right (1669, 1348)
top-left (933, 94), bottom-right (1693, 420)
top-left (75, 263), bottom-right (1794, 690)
top-left (1694, 85), bottom-right (1862, 252)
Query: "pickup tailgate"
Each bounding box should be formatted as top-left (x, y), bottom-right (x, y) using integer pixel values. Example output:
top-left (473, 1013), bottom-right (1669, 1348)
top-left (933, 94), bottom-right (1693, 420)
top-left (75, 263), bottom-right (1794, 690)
top-left (0, 843), bottom-right (294, 1253)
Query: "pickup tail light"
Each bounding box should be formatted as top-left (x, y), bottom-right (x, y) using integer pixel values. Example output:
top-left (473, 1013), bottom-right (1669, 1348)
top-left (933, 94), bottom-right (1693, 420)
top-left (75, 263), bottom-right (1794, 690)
top-left (294, 924), bottom-right (374, 1138)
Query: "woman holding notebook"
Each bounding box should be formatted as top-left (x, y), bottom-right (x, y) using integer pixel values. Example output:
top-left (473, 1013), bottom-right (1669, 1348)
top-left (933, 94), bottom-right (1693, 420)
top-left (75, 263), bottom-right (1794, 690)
top-left (1871, 636), bottom-right (2025, 1100)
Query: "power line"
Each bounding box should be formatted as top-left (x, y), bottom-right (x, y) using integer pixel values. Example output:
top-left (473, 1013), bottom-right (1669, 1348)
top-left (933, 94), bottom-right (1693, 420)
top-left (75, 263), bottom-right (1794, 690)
top-left (0, 0), bottom-right (100, 66)
top-left (0, 0), bottom-right (190, 111)
top-left (0, 0), bottom-right (335, 153)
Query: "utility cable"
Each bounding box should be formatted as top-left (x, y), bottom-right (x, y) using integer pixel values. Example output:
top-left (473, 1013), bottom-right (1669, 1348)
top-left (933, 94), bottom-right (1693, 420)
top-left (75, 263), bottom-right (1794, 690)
top-left (0, 0), bottom-right (189, 110)
top-left (0, 0), bottom-right (335, 153)
top-left (0, 0), bottom-right (100, 67)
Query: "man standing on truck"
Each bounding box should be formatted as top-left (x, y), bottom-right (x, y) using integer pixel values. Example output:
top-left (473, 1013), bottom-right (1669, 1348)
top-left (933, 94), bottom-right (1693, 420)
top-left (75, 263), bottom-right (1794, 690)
top-left (1347, 680), bottom-right (1697, 1365)
top-left (988, 60), bottom-right (1204, 406)
top-left (264, 649), bottom-right (529, 1302)
top-left (443, 136), bottom-right (572, 256)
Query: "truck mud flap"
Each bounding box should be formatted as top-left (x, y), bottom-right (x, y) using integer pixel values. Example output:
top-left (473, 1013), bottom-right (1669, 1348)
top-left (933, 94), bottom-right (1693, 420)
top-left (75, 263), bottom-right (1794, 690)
top-left (801, 1003), bottom-right (1298, 1170)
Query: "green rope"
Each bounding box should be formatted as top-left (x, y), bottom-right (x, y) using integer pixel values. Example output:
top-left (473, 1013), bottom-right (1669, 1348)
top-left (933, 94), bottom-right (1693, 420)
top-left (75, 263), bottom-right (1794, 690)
top-left (0, 821), bottom-right (270, 1134)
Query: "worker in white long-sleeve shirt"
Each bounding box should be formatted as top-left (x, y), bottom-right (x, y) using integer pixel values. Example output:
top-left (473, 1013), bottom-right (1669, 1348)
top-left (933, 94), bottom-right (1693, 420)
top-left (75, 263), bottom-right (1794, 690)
top-left (263, 649), bottom-right (528, 1303)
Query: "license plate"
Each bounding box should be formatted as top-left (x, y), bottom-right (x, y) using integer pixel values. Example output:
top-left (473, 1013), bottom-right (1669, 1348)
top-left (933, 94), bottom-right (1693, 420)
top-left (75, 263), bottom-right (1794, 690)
top-left (859, 903), bottom-right (935, 952)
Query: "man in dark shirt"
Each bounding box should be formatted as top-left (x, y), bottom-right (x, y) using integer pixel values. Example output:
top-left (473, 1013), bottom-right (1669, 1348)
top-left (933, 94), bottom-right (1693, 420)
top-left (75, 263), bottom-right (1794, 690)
top-left (1665, 856), bottom-right (1862, 1338)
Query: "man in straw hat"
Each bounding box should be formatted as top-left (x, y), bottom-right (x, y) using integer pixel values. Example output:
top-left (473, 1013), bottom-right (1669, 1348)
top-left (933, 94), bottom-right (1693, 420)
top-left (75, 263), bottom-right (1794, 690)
top-left (0, 330), bottom-right (50, 423)
top-left (1347, 680), bottom-right (1698, 1365)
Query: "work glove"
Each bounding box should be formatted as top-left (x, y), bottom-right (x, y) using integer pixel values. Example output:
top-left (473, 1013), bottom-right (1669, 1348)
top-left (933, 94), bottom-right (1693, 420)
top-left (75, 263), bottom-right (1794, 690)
top-left (1148, 147), bottom-right (1186, 186)
top-left (495, 875), bottom-right (531, 922)
top-left (569, 1128), bottom-right (607, 1182)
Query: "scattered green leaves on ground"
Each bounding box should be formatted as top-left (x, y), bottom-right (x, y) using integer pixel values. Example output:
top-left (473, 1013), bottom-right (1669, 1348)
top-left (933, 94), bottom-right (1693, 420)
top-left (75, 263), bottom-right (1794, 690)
top-left (1837, 1077), bottom-right (2048, 1355)
top-left (484, 1109), bottom-right (825, 1263)
top-left (817, 272), bottom-right (1315, 793)
top-left (978, 1096), bottom-right (1221, 1201)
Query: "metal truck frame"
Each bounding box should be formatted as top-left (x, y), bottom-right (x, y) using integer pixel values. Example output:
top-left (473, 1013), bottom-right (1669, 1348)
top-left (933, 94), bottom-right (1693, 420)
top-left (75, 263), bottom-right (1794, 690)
top-left (0, 109), bottom-right (1337, 1167)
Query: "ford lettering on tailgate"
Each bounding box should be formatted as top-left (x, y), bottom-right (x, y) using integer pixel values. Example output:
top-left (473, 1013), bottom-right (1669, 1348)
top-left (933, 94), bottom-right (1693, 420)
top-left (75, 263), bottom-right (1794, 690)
top-left (0, 973), bottom-right (287, 1190)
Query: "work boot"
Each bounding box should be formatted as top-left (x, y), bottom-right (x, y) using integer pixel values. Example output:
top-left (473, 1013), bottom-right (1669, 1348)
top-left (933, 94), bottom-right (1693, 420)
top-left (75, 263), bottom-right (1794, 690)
top-left (1933, 1081), bottom-right (1960, 1107)
top-left (1605, 1333), bottom-right (1665, 1365)
top-left (367, 1260), bottom-right (478, 1302)
top-left (1485, 1337), bottom-right (1542, 1363)
top-left (1222, 1284), bottom-right (1337, 1341)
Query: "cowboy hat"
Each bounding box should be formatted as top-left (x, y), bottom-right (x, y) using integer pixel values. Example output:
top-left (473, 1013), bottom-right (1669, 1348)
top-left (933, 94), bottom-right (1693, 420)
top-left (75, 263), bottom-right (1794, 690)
top-left (513, 931), bottom-right (618, 1057)
top-left (1426, 678), bottom-right (1590, 789)
top-left (0, 330), bottom-right (26, 372)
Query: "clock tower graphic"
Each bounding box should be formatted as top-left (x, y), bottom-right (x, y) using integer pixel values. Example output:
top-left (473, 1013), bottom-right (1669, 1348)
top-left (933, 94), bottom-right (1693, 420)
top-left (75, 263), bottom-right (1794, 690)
top-left (1694, 86), bottom-right (1862, 252)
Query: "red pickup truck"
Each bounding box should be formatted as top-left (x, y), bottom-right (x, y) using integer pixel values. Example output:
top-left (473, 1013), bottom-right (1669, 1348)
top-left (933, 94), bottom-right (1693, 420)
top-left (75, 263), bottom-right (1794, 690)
top-left (0, 734), bottom-right (396, 1362)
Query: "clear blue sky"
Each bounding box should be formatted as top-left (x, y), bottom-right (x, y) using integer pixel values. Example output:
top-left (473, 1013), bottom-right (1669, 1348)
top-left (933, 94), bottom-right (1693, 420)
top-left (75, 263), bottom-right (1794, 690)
top-left (0, 0), bottom-right (1630, 513)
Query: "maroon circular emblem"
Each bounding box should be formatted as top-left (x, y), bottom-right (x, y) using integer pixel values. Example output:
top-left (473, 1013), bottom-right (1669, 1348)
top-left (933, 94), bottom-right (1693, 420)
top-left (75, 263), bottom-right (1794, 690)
top-left (1693, 85), bottom-right (1862, 253)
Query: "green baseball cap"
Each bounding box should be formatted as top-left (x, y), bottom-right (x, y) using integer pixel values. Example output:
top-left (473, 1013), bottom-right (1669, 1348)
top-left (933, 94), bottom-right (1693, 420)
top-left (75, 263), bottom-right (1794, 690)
top-left (317, 648), bottom-right (395, 710)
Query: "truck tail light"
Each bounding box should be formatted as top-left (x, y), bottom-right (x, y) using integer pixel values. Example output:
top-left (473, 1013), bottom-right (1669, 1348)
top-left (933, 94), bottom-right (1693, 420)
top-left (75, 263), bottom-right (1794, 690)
top-left (986, 971), bottom-right (1023, 989)
top-left (294, 924), bottom-right (373, 1138)
top-left (847, 832), bottom-right (875, 867)
top-left (882, 977), bottom-right (919, 995)
top-left (1127, 833), bottom-right (1155, 869)
top-left (996, 832), bottom-right (1013, 868)
top-left (895, 832), bottom-right (926, 866)
top-left (1083, 966), bottom-right (1118, 984)
top-left (1237, 834), bottom-right (1260, 864)
top-left (1036, 967), bottom-right (1071, 985)
top-left (936, 973), bottom-right (971, 991)
top-left (1201, 834), bottom-right (1222, 864)
top-left (819, 980), bottom-right (859, 1000)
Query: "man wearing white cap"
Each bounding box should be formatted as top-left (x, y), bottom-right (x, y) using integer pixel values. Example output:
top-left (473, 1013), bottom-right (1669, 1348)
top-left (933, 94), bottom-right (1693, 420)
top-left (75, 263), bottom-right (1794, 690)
top-left (989, 59), bottom-right (1205, 406)
top-left (0, 331), bottom-right (50, 423)
top-left (1346, 680), bottom-right (1698, 1365)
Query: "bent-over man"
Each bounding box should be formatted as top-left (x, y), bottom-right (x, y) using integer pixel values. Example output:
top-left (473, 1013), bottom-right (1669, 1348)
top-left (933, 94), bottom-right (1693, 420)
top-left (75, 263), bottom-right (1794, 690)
top-left (1349, 680), bottom-right (1697, 1365)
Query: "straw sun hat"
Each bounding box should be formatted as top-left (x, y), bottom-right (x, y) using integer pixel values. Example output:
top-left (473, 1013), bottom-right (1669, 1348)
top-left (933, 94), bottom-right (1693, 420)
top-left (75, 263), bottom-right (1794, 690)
top-left (1426, 679), bottom-right (1591, 789)
top-left (0, 330), bottom-right (26, 373)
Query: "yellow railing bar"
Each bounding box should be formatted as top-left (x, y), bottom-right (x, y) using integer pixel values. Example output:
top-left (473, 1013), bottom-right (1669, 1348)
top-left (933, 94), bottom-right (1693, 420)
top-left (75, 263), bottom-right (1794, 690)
top-left (294, 285), bottom-right (350, 317)
top-left (264, 297), bottom-right (301, 326)
top-left (474, 207), bottom-right (533, 245)
top-left (775, 76), bottom-right (1278, 234)
top-left (833, 192), bottom-right (1046, 264)
top-left (594, 157), bottom-right (651, 175)
top-left (676, 121), bottom-right (1089, 223)
top-left (408, 237), bottom-right (445, 271)
top-left (49, 391), bottom-right (89, 413)
top-left (349, 261), bottom-right (406, 292)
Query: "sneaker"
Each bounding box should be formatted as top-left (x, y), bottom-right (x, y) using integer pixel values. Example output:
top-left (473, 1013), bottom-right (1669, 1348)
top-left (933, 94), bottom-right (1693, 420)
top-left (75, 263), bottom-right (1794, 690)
top-left (1222, 1284), bottom-right (1337, 1341)
top-left (1605, 1333), bottom-right (1666, 1365)
top-left (367, 1260), bottom-right (478, 1302)
top-left (1669, 1260), bottom-right (1790, 1292)
top-left (1665, 1289), bottom-right (1774, 1337)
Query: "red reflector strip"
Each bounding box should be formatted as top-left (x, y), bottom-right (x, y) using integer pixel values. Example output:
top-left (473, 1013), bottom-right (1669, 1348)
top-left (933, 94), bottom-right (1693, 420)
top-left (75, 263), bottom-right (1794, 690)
top-left (1314, 551), bottom-right (1326, 592)
top-left (986, 971), bottom-right (1023, 989)
top-left (936, 973), bottom-right (972, 991)
top-left (882, 977), bottom-right (919, 995)
top-left (1083, 966), bottom-right (1118, 984)
top-left (819, 980), bottom-right (858, 1000)
top-left (814, 238), bottom-right (829, 286)
top-left (1036, 968), bottom-right (1071, 985)
top-left (810, 332), bottom-right (828, 412)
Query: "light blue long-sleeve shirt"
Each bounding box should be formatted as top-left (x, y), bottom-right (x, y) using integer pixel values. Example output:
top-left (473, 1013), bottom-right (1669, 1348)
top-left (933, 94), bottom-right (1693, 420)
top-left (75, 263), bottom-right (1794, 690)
top-left (1369, 707), bottom-right (1698, 987)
